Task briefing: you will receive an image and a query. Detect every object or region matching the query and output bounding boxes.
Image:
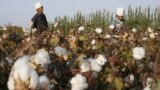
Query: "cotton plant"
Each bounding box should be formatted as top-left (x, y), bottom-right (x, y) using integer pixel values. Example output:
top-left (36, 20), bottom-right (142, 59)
top-left (132, 47), bottom-right (145, 60)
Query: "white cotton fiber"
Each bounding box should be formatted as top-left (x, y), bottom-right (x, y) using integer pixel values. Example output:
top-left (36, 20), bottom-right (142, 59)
top-left (95, 55), bottom-right (107, 66)
top-left (7, 73), bottom-right (15, 90)
top-left (70, 74), bottom-right (88, 90)
top-left (54, 46), bottom-right (67, 57)
top-left (13, 55), bottom-right (31, 69)
top-left (133, 47), bottom-right (145, 60)
top-left (38, 75), bottom-right (50, 90)
top-left (34, 49), bottom-right (50, 68)
top-left (8, 55), bottom-right (39, 90)
top-left (143, 86), bottom-right (151, 90)
top-left (80, 60), bottom-right (90, 73)
top-left (90, 59), bottom-right (102, 72)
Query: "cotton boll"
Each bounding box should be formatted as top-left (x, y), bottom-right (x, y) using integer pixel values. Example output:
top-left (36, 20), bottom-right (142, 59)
top-left (142, 37), bottom-right (149, 41)
top-left (104, 34), bottom-right (111, 39)
top-left (9, 56), bottom-right (39, 89)
top-left (13, 55), bottom-right (31, 69)
top-left (80, 60), bottom-right (90, 73)
top-left (132, 27), bottom-right (137, 33)
top-left (54, 46), bottom-right (67, 57)
top-left (78, 26), bottom-right (85, 33)
top-left (39, 75), bottom-right (51, 90)
top-left (143, 86), bottom-right (151, 90)
top-left (90, 60), bottom-right (102, 72)
top-left (8, 73), bottom-right (15, 90)
top-left (146, 78), bottom-right (153, 87)
top-left (70, 74), bottom-right (88, 90)
top-left (8, 55), bottom-right (31, 90)
top-left (96, 55), bottom-right (107, 66)
top-left (95, 28), bottom-right (102, 34)
top-left (29, 70), bottom-right (39, 89)
top-left (147, 27), bottom-right (154, 33)
top-left (91, 39), bottom-right (96, 45)
top-left (32, 28), bottom-right (37, 33)
top-left (129, 74), bottom-right (134, 82)
top-left (34, 49), bottom-right (50, 68)
top-left (54, 22), bottom-right (59, 28)
top-left (71, 83), bottom-right (88, 90)
top-left (150, 33), bottom-right (155, 39)
top-left (13, 64), bottom-right (39, 89)
top-left (133, 47), bottom-right (145, 60)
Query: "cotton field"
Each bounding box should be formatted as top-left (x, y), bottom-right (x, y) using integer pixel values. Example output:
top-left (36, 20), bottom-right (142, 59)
top-left (0, 6), bottom-right (160, 90)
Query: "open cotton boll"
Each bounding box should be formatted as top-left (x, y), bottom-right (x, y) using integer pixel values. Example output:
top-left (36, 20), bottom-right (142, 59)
top-left (8, 74), bottom-right (15, 90)
top-left (104, 34), bottom-right (111, 39)
top-left (95, 28), bottom-right (102, 34)
top-left (80, 60), bottom-right (90, 73)
top-left (71, 83), bottom-right (88, 90)
top-left (70, 74), bottom-right (88, 90)
top-left (95, 55), bottom-right (107, 66)
top-left (29, 70), bottom-right (39, 89)
top-left (147, 27), bottom-right (154, 33)
top-left (132, 27), bottom-right (137, 33)
top-left (13, 64), bottom-right (39, 89)
top-left (8, 55), bottom-right (31, 90)
top-left (91, 39), bottom-right (96, 45)
top-left (13, 55), bottom-right (31, 69)
top-left (143, 86), bottom-right (151, 90)
top-left (129, 74), bottom-right (134, 82)
top-left (54, 46), bottom-right (67, 57)
top-left (150, 33), bottom-right (156, 39)
top-left (9, 56), bottom-right (39, 89)
top-left (78, 26), bottom-right (85, 32)
top-left (142, 37), bottom-right (149, 41)
top-left (39, 75), bottom-right (51, 90)
top-left (90, 60), bottom-right (102, 72)
top-left (133, 47), bottom-right (145, 60)
top-left (34, 49), bottom-right (50, 68)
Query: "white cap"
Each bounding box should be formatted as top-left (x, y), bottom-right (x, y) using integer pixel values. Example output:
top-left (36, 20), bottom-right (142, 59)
top-left (116, 7), bottom-right (124, 16)
top-left (35, 2), bottom-right (42, 10)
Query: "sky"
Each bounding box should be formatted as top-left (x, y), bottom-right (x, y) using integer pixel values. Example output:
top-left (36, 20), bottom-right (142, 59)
top-left (0, 0), bottom-right (159, 28)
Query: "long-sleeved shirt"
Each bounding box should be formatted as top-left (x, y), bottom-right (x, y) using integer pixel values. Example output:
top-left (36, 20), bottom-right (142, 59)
top-left (31, 13), bottom-right (48, 31)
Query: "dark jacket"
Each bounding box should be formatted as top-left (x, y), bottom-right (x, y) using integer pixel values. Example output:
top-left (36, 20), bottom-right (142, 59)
top-left (31, 13), bottom-right (48, 33)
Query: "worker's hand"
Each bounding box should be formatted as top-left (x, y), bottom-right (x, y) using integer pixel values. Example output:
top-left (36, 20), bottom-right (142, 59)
top-left (32, 28), bottom-right (37, 33)
top-left (29, 21), bottom-right (33, 27)
top-left (109, 25), bottom-right (115, 30)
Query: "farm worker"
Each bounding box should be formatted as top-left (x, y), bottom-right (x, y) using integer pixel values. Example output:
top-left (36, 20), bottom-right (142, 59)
top-left (109, 7), bottom-right (126, 31)
top-left (30, 2), bottom-right (48, 34)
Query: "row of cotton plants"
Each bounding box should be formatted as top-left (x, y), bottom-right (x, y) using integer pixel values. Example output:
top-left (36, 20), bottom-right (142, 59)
top-left (0, 24), bottom-right (159, 90)
top-left (51, 5), bottom-right (160, 34)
